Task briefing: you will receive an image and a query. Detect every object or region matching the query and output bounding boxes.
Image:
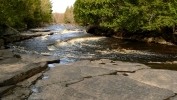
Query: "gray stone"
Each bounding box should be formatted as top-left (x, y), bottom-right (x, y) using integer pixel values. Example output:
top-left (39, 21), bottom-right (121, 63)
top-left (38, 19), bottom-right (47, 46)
top-left (29, 76), bottom-right (174, 100)
top-left (79, 66), bottom-right (117, 76)
top-left (70, 76), bottom-right (174, 100)
top-left (90, 59), bottom-right (150, 72)
top-left (36, 65), bottom-right (84, 87)
top-left (170, 95), bottom-right (177, 100)
top-left (128, 69), bottom-right (177, 93)
top-left (36, 64), bottom-right (116, 87)
top-left (19, 53), bottom-right (60, 63)
top-left (71, 59), bottom-right (149, 72)
top-left (28, 84), bottom-right (97, 100)
top-left (0, 62), bottom-right (47, 86)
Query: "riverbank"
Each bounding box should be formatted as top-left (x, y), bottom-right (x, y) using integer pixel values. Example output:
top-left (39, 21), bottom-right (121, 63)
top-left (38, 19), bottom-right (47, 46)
top-left (0, 28), bottom-right (53, 49)
top-left (86, 25), bottom-right (177, 46)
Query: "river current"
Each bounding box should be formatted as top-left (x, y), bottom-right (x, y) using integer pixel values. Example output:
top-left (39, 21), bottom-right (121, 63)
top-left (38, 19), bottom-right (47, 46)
top-left (8, 24), bottom-right (177, 70)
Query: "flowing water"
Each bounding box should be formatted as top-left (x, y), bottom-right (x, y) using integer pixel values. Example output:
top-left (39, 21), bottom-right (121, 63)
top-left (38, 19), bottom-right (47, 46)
top-left (8, 24), bottom-right (177, 70)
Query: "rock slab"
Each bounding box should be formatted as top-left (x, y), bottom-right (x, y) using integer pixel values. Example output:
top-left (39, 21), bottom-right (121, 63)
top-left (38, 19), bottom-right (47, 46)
top-left (29, 76), bottom-right (174, 100)
top-left (128, 69), bottom-right (177, 93)
top-left (28, 60), bottom-right (175, 100)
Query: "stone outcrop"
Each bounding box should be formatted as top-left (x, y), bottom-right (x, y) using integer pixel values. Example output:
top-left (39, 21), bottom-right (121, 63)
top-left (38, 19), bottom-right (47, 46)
top-left (26, 59), bottom-right (176, 100)
top-left (0, 49), bottom-right (59, 98)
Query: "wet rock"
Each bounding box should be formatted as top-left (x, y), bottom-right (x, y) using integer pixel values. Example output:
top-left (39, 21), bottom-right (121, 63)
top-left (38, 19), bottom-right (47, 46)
top-left (30, 29), bottom-right (50, 32)
top-left (128, 69), bottom-right (177, 93)
top-left (29, 76), bottom-right (174, 100)
top-left (36, 32), bottom-right (53, 36)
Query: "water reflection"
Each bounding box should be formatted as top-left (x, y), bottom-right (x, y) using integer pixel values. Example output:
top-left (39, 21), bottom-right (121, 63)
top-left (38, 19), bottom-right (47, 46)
top-left (48, 64), bottom-right (56, 68)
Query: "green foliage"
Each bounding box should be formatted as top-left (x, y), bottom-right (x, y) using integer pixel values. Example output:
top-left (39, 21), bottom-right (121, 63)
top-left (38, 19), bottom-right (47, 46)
top-left (63, 6), bottom-right (74, 23)
top-left (74, 0), bottom-right (177, 33)
top-left (0, 0), bottom-right (52, 29)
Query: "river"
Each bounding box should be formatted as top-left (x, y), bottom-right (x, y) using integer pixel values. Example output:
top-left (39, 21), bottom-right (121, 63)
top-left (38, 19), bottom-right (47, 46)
top-left (8, 24), bottom-right (177, 70)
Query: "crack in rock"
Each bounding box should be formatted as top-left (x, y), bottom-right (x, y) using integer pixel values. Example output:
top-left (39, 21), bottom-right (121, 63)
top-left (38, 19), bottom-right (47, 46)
top-left (164, 93), bottom-right (177, 100)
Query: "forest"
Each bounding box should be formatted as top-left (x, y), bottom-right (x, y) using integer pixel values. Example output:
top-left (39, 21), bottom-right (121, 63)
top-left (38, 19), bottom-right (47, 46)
top-left (0, 0), bottom-right (52, 33)
top-left (74, 0), bottom-right (177, 35)
top-left (53, 6), bottom-right (75, 24)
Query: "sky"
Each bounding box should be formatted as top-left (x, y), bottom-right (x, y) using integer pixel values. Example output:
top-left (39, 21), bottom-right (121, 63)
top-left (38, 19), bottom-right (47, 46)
top-left (51, 0), bottom-right (76, 13)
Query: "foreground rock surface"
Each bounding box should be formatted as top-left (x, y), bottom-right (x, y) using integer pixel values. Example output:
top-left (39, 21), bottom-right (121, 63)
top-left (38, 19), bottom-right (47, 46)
top-left (0, 49), bottom-right (59, 98)
top-left (29, 76), bottom-right (174, 100)
top-left (28, 59), bottom-right (176, 100)
top-left (128, 69), bottom-right (177, 93)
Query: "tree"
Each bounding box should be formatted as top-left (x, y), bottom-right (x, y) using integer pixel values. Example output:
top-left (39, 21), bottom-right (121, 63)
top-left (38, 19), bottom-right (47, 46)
top-left (63, 6), bottom-right (74, 24)
top-left (0, 0), bottom-right (53, 33)
top-left (73, 0), bottom-right (177, 33)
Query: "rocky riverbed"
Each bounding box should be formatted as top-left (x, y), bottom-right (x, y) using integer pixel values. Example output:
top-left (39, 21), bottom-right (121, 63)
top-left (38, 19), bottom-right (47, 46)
top-left (1, 24), bottom-right (177, 100)
top-left (1, 49), bottom-right (177, 100)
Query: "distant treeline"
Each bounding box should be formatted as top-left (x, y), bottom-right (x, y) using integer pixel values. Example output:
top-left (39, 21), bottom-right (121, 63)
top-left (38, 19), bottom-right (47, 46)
top-left (0, 0), bottom-right (52, 31)
top-left (53, 6), bottom-right (75, 24)
top-left (73, 0), bottom-right (177, 34)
